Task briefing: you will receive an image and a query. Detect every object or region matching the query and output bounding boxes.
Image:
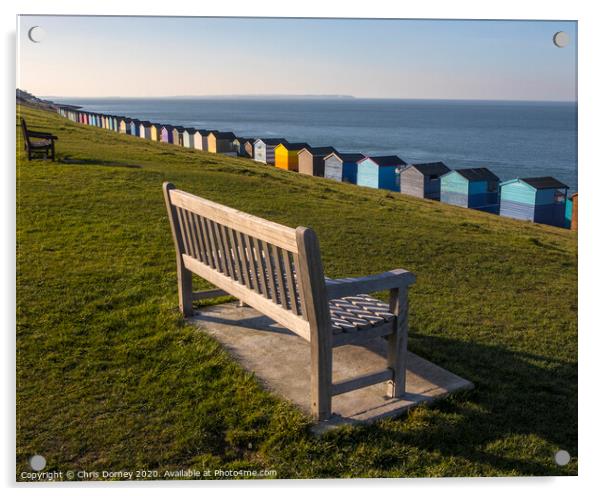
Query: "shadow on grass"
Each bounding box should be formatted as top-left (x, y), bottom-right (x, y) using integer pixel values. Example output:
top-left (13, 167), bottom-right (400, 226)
top-left (331, 332), bottom-right (577, 475)
top-left (58, 156), bottom-right (142, 169)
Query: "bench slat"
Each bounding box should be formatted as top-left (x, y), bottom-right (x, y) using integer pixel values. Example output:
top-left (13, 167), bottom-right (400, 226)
top-left (283, 250), bottom-right (300, 315)
top-left (191, 213), bottom-right (209, 266)
top-left (261, 240), bottom-right (277, 302)
top-left (198, 216), bottom-right (216, 269)
top-left (175, 207), bottom-right (191, 256)
top-left (234, 230), bottom-right (252, 289)
top-left (271, 244), bottom-right (286, 307)
top-left (213, 221), bottom-right (230, 277)
top-left (254, 237), bottom-right (270, 299)
top-left (185, 210), bottom-right (201, 260)
top-left (170, 189), bottom-right (298, 253)
top-left (227, 227), bottom-right (244, 283)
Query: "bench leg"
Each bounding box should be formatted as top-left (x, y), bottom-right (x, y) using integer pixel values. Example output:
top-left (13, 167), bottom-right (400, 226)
top-left (386, 287), bottom-right (409, 398)
top-left (310, 332), bottom-right (332, 421)
top-left (178, 265), bottom-right (194, 317)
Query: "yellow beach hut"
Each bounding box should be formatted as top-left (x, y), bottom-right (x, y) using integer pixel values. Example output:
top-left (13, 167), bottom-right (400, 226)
top-left (150, 123), bottom-right (162, 142)
top-left (274, 142), bottom-right (310, 172)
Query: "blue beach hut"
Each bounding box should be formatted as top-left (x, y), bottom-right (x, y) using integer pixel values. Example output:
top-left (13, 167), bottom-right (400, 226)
top-left (440, 168), bottom-right (500, 213)
top-left (129, 119), bottom-right (140, 137)
top-left (499, 176), bottom-right (569, 227)
top-left (356, 155), bottom-right (407, 191)
top-left (324, 152), bottom-right (365, 183)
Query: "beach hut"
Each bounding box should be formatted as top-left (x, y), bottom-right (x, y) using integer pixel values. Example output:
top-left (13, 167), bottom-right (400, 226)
top-left (193, 129), bottom-right (208, 150)
top-left (570, 192), bottom-right (578, 231)
top-left (139, 121), bottom-right (153, 140)
top-left (161, 125), bottom-right (175, 144)
top-left (274, 142), bottom-right (310, 171)
top-left (298, 147), bottom-right (338, 177)
top-left (207, 131), bottom-right (237, 154)
top-left (171, 127), bottom-right (184, 146)
top-left (129, 119), bottom-right (140, 137)
top-left (112, 116), bottom-right (119, 131)
top-left (440, 168), bottom-right (500, 213)
top-left (182, 128), bottom-right (197, 148)
top-left (244, 140), bottom-right (256, 159)
top-left (564, 195), bottom-right (573, 229)
top-left (120, 117), bottom-right (133, 134)
top-left (399, 162), bottom-right (451, 200)
top-left (194, 129), bottom-right (211, 152)
top-left (233, 137), bottom-right (256, 158)
top-left (356, 155), bottom-right (407, 191)
top-left (324, 152), bottom-right (365, 183)
top-left (499, 176), bottom-right (569, 227)
top-left (253, 138), bottom-right (288, 165)
top-left (150, 123), bottom-right (162, 141)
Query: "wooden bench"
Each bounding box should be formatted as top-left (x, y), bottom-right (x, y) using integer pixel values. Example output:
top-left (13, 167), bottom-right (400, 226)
top-left (21, 118), bottom-right (58, 161)
top-left (163, 182), bottom-right (416, 420)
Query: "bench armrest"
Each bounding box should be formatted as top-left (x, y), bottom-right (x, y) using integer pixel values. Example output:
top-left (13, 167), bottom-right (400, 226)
top-left (325, 269), bottom-right (416, 299)
top-left (28, 131), bottom-right (58, 139)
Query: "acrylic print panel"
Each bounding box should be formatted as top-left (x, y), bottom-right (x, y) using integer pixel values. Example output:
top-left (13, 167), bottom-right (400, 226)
top-left (16, 15), bottom-right (577, 481)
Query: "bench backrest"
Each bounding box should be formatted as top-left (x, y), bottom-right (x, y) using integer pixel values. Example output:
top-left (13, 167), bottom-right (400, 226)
top-left (163, 183), bottom-right (331, 341)
top-left (21, 119), bottom-right (31, 149)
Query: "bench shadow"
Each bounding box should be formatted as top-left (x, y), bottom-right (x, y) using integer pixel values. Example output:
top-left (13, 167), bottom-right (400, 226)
top-left (347, 333), bottom-right (577, 475)
top-left (58, 156), bottom-right (142, 169)
top-left (193, 306), bottom-right (576, 474)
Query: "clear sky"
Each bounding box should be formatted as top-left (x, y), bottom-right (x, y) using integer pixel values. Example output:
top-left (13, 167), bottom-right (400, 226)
top-left (17, 16), bottom-right (577, 101)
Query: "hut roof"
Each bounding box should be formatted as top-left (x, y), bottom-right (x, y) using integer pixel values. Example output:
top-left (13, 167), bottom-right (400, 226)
top-left (184, 127), bottom-right (197, 133)
top-left (255, 138), bottom-right (289, 146)
top-left (211, 131), bottom-right (236, 139)
top-left (283, 142), bottom-right (311, 151)
top-left (338, 153), bottom-right (365, 162)
top-left (194, 129), bottom-right (208, 134)
top-left (453, 168), bottom-right (500, 182)
top-left (409, 162), bottom-right (451, 177)
top-left (140, 121), bottom-right (152, 126)
top-left (173, 126), bottom-right (185, 132)
top-left (161, 124), bottom-right (175, 131)
top-left (326, 152), bottom-right (365, 162)
top-left (361, 155), bottom-right (407, 167)
top-left (520, 177), bottom-right (569, 190)
top-left (302, 146), bottom-right (338, 157)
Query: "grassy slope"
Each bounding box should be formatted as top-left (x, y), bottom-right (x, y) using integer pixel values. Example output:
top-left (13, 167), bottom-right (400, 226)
top-left (16, 106), bottom-right (577, 478)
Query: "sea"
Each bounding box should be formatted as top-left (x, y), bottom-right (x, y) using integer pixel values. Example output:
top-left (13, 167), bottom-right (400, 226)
top-left (54, 98), bottom-right (578, 192)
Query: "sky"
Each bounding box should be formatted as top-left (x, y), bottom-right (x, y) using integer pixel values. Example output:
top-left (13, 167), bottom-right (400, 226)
top-left (17, 16), bottom-right (577, 101)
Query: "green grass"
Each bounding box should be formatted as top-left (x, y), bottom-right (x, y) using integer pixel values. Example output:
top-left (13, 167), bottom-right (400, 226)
top-left (16, 105), bottom-right (577, 479)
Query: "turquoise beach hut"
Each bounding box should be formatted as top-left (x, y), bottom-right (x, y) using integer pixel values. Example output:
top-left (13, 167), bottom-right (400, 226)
top-left (440, 168), bottom-right (500, 213)
top-left (356, 155), bottom-right (407, 191)
top-left (499, 177), bottom-right (569, 227)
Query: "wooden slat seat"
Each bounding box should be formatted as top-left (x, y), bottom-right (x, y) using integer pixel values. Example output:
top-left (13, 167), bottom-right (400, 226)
top-left (163, 182), bottom-right (416, 420)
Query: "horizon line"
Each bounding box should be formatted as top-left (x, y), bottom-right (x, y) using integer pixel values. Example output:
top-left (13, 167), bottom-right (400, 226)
top-left (42, 94), bottom-right (578, 104)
